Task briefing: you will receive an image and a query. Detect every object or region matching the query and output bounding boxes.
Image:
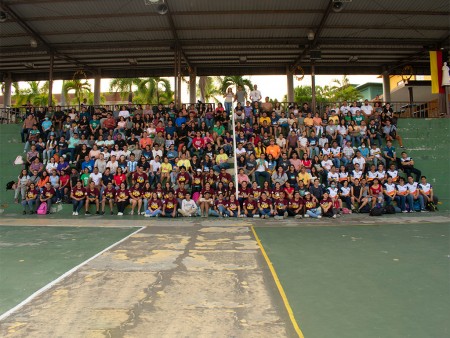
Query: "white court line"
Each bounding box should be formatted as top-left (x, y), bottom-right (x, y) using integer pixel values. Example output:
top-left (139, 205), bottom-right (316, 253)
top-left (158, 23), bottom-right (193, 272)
top-left (0, 226), bottom-right (146, 322)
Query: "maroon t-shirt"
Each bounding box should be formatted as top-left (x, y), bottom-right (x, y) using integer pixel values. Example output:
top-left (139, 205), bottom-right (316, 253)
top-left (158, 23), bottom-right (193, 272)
top-left (148, 199), bottom-right (162, 211)
top-left (103, 187), bottom-right (116, 200)
top-left (177, 172), bottom-right (190, 185)
top-left (133, 172), bottom-right (148, 187)
top-left (243, 199), bottom-right (258, 212)
top-left (72, 186), bottom-right (86, 200)
top-left (164, 197), bottom-right (178, 212)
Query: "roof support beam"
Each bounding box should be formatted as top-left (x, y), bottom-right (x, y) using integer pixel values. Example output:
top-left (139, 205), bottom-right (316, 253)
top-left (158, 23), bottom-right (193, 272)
top-left (166, 0), bottom-right (192, 71)
top-left (0, 2), bottom-right (92, 70)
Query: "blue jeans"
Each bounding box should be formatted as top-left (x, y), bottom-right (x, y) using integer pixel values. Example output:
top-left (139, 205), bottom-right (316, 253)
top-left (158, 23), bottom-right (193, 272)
top-left (255, 171), bottom-right (270, 187)
top-left (22, 199), bottom-right (36, 211)
top-left (260, 208), bottom-right (271, 217)
top-left (306, 208), bottom-right (321, 218)
top-left (148, 209), bottom-right (162, 217)
top-left (332, 158), bottom-right (341, 168)
top-left (213, 162), bottom-right (230, 173)
top-left (224, 102), bottom-right (232, 114)
top-left (72, 199), bottom-right (84, 212)
top-left (395, 195), bottom-right (413, 211)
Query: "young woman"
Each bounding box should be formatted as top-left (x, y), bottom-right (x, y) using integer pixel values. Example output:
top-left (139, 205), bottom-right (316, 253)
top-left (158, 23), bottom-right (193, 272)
top-left (22, 183), bottom-right (39, 214)
top-left (70, 180), bottom-right (86, 216)
top-left (15, 169), bottom-right (30, 203)
top-left (145, 192), bottom-right (163, 217)
top-left (115, 182), bottom-right (129, 216)
top-left (304, 192), bottom-right (322, 218)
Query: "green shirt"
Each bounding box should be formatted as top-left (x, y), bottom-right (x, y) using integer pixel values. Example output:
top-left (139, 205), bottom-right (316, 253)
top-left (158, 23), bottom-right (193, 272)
top-left (213, 125), bottom-right (225, 136)
top-left (353, 115), bottom-right (364, 125)
top-left (80, 173), bottom-right (90, 187)
top-left (90, 120), bottom-right (100, 129)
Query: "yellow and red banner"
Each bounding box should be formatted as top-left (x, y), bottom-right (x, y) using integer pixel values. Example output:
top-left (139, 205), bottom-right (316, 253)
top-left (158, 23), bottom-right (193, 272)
top-left (429, 50), bottom-right (445, 94)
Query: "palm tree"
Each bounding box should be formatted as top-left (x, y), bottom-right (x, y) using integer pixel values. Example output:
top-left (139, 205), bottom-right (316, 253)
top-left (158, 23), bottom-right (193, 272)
top-left (135, 77), bottom-right (173, 104)
top-left (218, 75), bottom-right (253, 95)
top-left (62, 79), bottom-right (92, 108)
top-left (109, 78), bottom-right (141, 102)
top-left (331, 76), bottom-right (362, 102)
top-left (12, 81), bottom-right (54, 107)
top-left (198, 76), bottom-right (222, 103)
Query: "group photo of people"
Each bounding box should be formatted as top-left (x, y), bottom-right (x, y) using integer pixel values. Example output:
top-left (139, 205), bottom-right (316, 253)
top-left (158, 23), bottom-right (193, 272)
top-left (14, 88), bottom-right (438, 218)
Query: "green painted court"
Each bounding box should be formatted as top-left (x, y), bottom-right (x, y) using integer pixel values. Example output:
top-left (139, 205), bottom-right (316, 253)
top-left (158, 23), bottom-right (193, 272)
top-left (256, 222), bottom-right (450, 338)
top-left (0, 226), bottom-right (137, 315)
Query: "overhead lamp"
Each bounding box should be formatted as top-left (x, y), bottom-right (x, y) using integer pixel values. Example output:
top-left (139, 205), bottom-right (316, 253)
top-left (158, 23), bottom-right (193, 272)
top-left (0, 11), bottom-right (7, 22)
top-left (332, 1), bottom-right (345, 13)
top-left (30, 38), bottom-right (38, 48)
top-left (157, 1), bottom-right (168, 15)
top-left (307, 30), bottom-right (315, 41)
top-left (239, 56), bottom-right (247, 64)
top-left (144, 0), bottom-right (161, 4)
top-left (128, 58), bottom-right (138, 65)
top-left (348, 55), bottom-right (358, 62)
top-left (24, 62), bottom-right (35, 69)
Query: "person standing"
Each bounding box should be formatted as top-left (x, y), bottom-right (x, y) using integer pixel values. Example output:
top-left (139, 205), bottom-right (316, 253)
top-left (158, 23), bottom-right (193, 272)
top-left (249, 84), bottom-right (262, 105)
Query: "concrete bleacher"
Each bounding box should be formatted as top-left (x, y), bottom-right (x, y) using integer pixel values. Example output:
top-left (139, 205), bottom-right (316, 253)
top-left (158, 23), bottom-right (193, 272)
top-left (0, 118), bottom-right (448, 216)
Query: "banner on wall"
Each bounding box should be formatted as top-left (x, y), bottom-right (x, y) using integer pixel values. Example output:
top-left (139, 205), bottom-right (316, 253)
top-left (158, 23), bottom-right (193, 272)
top-left (429, 51), bottom-right (445, 94)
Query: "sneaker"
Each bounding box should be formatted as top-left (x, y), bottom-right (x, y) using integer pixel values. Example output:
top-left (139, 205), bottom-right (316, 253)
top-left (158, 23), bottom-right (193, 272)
top-left (129, 211), bottom-right (134, 215)
top-left (317, 215), bottom-right (322, 219)
top-left (110, 211), bottom-right (114, 215)
top-left (332, 214), bottom-right (337, 219)
top-left (224, 214), bottom-right (229, 217)
top-left (304, 214), bottom-right (310, 218)
top-left (295, 214), bottom-right (303, 219)
top-left (85, 211), bottom-right (90, 215)
top-left (283, 211), bottom-right (288, 219)
top-left (274, 215), bottom-right (281, 220)
top-left (402, 210), bottom-right (408, 213)
top-left (141, 212), bottom-right (146, 215)
top-left (72, 211), bottom-right (75, 216)
top-left (117, 212), bottom-right (123, 216)
top-left (75, 212), bottom-right (78, 216)
top-left (23, 210), bottom-right (26, 215)
top-left (95, 211), bottom-right (100, 215)
top-left (253, 214), bottom-right (260, 218)
top-left (420, 209), bottom-right (429, 212)
top-left (101, 211), bottom-right (105, 215)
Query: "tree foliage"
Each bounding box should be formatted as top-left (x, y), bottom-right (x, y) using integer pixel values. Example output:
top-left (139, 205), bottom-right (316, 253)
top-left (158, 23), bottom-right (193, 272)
top-left (62, 79), bottom-right (92, 106)
top-left (12, 81), bottom-right (55, 107)
top-left (109, 78), bottom-right (141, 102)
top-left (218, 75), bottom-right (253, 94)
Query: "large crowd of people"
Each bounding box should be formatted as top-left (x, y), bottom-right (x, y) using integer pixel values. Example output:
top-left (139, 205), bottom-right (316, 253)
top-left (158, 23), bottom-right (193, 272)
top-left (14, 90), bottom-right (438, 218)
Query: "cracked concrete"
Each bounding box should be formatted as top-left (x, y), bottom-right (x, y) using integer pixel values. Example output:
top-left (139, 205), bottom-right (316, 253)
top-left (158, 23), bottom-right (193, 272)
top-left (0, 224), bottom-right (293, 338)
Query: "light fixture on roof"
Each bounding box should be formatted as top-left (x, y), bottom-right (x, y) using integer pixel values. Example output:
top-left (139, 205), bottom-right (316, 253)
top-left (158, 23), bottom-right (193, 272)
top-left (128, 58), bottom-right (138, 65)
top-left (307, 30), bottom-right (315, 41)
top-left (332, 0), bottom-right (352, 13)
top-left (30, 38), bottom-right (38, 48)
top-left (144, 0), bottom-right (168, 15)
top-left (348, 55), bottom-right (358, 62)
top-left (0, 11), bottom-right (7, 22)
top-left (24, 62), bottom-right (35, 69)
top-left (239, 56), bottom-right (247, 64)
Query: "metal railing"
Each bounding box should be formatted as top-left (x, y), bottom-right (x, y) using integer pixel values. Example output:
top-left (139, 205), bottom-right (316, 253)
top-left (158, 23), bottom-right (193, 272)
top-left (0, 102), bottom-right (217, 124)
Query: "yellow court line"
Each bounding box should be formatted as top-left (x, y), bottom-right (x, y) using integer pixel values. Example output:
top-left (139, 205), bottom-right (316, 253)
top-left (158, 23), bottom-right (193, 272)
top-left (251, 226), bottom-right (305, 338)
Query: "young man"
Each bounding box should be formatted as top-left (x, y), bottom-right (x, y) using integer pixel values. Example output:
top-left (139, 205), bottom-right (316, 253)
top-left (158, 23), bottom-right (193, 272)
top-left (162, 191), bottom-right (178, 218)
top-left (258, 192), bottom-right (274, 219)
top-left (243, 194), bottom-right (259, 218)
top-left (418, 176), bottom-right (438, 206)
top-left (406, 175), bottom-right (426, 212)
top-left (101, 181), bottom-right (116, 215)
top-left (274, 191), bottom-right (289, 220)
top-left (85, 181), bottom-right (100, 215)
top-left (399, 152), bottom-right (421, 182)
top-left (178, 192), bottom-right (198, 217)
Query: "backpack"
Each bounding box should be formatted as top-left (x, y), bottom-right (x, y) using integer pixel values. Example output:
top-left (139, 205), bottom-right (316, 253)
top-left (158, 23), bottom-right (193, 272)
top-left (370, 207), bottom-right (383, 216)
top-left (14, 155), bottom-right (24, 165)
top-left (5, 180), bottom-right (15, 190)
top-left (426, 201), bottom-right (437, 212)
top-left (384, 205), bottom-right (396, 214)
top-left (37, 202), bottom-right (48, 215)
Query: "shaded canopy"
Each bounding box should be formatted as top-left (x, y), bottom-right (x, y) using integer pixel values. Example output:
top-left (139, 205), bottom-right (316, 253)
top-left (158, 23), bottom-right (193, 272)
top-left (0, 0), bottom-right (449, 81)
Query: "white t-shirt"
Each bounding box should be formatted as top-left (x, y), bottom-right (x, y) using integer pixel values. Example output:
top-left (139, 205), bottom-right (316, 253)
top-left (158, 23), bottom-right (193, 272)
top-left (89, 172), bottom-right (102, 185)
top-left (406, 182), bottom-right (418, 194)
top-left (182, 199), bottom-right (197, 212)
top-left (361, 104), bottom-right (373, 116)
top-left (256, 159), bottom-right (268, 172)
top-left (419, 183), bottom-right (432, 194)
top-left (119, 110), bottom-right (130, 119)
top-left (340, 186), bottom-right (351, 196)
top-left (350, 107), bottom-right (359, 116)
top-left (321, 160), bottom-right (333, 171)
top-left (352, 169), bottom-right (363, 179)
top-left (396, 184), bottom-right (409, 195)
top-left (340, 105), bottom-right (351, 114)
top-left (150, 160), bottom-right (161, 173)
top-left (353, 157), bottom-right (366, 168)
top-left (250, 90), bottom-right (262, 102)
top-left (384, 183), bottom-right (396, 196)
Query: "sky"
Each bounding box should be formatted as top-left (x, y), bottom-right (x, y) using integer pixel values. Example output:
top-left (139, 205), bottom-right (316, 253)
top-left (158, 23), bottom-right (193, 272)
top-left (16, 74), bottom-right (382, 103)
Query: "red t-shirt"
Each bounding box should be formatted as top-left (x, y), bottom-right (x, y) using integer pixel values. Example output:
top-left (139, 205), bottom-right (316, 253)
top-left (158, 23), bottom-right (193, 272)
top-left (192, 137), bottom-right (205, 149)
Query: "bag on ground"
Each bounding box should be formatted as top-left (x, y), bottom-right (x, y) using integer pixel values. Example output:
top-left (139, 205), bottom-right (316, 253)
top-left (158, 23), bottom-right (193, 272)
top-left (37, 202), bottom-right (48, 215)
top-left (370, 207), bottom-right (383, 216)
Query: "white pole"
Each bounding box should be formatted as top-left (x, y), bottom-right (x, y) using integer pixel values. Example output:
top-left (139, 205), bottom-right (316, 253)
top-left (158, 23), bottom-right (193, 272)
top-left (230, 109), bottom-right (239, 198)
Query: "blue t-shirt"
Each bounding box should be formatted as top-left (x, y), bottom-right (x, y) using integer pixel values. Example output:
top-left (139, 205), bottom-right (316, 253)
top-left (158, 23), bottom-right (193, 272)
top-left (81, 160), bottom-right (95, 173)
top-left (383, 146), bottom-right (396, 158)
top-left (175, 116), bottom-right (187, 127)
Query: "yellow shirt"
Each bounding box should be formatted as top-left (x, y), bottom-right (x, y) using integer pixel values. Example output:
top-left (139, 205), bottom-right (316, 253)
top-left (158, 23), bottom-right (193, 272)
top-left (161, 162), bottom-right (172, 173)
top-left (328, 115), bottom-right (339, 124)
top-left (297, 172), bottom-right (312, 185)
top-left (177, 159), bottom-right (191, 170)
top-left (216, 153), bottom-right (228, 164)
top-left (259, 117), bottom-right (271, 125)
top-left (304, 117), bottom-right (314, 127)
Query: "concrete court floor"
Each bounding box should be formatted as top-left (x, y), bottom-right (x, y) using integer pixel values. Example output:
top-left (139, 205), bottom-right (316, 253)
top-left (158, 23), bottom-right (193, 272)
top-left (0, 218), bottom-right (296, 338)
top-left (0, 213), bottom-right (448, 338)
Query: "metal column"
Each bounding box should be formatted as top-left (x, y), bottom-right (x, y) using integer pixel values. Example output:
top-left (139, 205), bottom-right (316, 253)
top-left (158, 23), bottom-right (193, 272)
top-left (48, 53), bottom-right (54, 106)
top-left (311, 63), bottom-right (316, 113)
top-left (189, 70), bottom-right (196, 104)
top-left (382, 72), bottom-right (391, 103)
top-left (3, 75), bottom-right (12, 108)
top-left (286, 66), bottom-right (294, 103)
top-left (94, 72), bottom-right (101, 106)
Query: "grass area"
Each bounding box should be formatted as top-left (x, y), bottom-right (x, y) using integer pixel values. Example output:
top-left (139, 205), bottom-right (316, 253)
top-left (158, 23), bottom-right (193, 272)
top-left (256, 223), bottom-right (450, 338)
top-left (0, 226), bottom-right (137, 315)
